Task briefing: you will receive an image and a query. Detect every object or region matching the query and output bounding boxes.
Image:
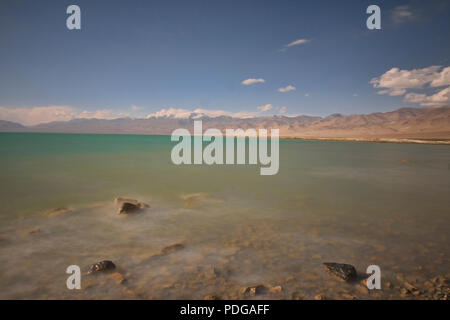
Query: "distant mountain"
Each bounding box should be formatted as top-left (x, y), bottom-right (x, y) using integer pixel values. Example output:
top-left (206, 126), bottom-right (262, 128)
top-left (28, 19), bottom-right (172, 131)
top-left (1, 107), bottom-right (449, 139)
top-left (293, 107), bottom-right (450, 139)
top-left (0, 120), bottom-right (27, 132)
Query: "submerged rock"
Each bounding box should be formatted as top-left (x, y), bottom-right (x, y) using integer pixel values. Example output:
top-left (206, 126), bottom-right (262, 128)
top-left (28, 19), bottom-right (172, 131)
top-left (114, 197), bottom-right (149, 214)
top-left (87, 260), bottom-right (116, 274)
top-left (180, 193), bottom-right (209, 208)
top-left (160, 243), bottom-right (184, 255)
top-left (43, 207), bottom-right (73, 217)
top-left (107, 272), bottom-right (126, 284)
top-left (27, 227), bottom-right (40, 235)
top-left (134, 243), bottom-right (185, 263)
top-left (323, 262), bottom-right (357, 281)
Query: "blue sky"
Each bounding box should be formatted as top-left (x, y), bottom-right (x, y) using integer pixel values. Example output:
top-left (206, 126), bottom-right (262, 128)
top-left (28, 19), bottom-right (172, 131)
top-left (0, 0), bottom-right (449, 124)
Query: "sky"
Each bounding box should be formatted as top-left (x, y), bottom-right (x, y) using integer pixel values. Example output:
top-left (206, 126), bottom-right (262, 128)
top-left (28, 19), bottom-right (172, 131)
top-left (0, 0), bottom-right (449, 125)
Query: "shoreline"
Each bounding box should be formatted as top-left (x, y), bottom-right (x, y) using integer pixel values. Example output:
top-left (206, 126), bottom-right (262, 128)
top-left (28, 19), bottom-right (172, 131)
top-left (3, 198), bottom-right (449, 300)
top-left (279, 136), bottom-right (450, 145)
top-left (2, 131), bottom-right (450, 145)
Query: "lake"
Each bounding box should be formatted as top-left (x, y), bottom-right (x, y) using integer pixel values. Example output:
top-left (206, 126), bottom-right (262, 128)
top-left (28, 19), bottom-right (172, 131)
top-left (0, 132), bottom-right (448, 299)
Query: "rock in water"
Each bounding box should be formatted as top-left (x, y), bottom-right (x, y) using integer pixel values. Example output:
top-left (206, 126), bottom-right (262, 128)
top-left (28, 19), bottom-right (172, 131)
top-left (323, 262), bottom-right (357, 281)
top-left (114, 197), bottom-right (138, 206)
top-left (160, 243), bottom-right (184, 255)
top-left (114, 197), bottom-right (149, 214)
top-left (119, 202), bottom-right (140, 214)
top-left (87, 260), bottom-right (116, 274)
top-left (240, 285), bottom-right (267, 296)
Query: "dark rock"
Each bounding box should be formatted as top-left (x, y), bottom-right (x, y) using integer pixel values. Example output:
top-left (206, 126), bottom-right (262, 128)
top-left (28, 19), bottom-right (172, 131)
top-left (114, 197), bottom-right (149, 214)
top-left (240, 285), bottom-right (267, 296)
top-left (119, 202), bottom-right (140, 214)
top-left (87, 260), bottom-right (116, 274)
top-left (323, 262), bottom-right (357, 281)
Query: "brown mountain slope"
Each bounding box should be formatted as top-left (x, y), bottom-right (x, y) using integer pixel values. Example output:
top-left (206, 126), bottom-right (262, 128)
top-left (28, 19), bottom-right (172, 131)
top-left (291, 107), bottom-right (450, 138)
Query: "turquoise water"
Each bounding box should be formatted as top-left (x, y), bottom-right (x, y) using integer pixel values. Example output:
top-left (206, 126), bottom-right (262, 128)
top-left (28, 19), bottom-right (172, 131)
top-left (0, 132), bottom-right (449, 299)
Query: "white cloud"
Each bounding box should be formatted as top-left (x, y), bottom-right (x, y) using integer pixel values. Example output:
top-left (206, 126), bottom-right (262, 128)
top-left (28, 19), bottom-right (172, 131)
top-left (304, 93), bottom-right (310, 97)
top-left (353, 93), bottom-right (359, 97)
top-left (193, 108), bottom-right (256, 118)
top-left (0, 105), bottom-right (134, 125)
top-left (146, 108), bottom-right (192, 119)
top-left (376, 88), bottom-right (407, 96)
top-left (403, 92), bottom-right (426, 104)
top-left (279, 38), bottom-right (310, 52)
top-left (430, 66), bottom-right (450, 87)
top-left (370, 66), bottom-right (441, 93)
top-left (146, 107), bottom-right (256, 119)
top-left (404, 87), bottom-right (450, 107)
top-left (257, 104), bottom-right (273, 112)
top-left (0, 106), bottom-right (77, 126)
top-left (78, 109), bottom-right (131, 119)
top-left (257, 104), bottom-right (288, 114)
top-left (391, 5), bottom-right (415, 24)
top-left (241, 78), bottom-right (265, 85)
top-left (286, 38), bottom-right (310, 47)
top-left (371, 65), bottom-right (450, 107)
top-left (278, 85), bottom-right (296, 93)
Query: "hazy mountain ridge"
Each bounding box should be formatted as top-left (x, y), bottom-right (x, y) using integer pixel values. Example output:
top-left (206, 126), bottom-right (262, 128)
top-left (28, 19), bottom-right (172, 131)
top-left (0, 120), bottom-right (27, 131)
top-left (1, 107), bottom-right (449, 139)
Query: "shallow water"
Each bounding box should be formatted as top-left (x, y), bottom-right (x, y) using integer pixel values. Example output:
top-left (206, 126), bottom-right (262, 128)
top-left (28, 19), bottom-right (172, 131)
top-left (0, 132), bottom-right (449, 299)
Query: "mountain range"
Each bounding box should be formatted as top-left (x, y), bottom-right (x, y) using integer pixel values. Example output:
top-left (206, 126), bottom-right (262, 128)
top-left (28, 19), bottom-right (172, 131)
top-left (1, 107), bottom-right (449, 141)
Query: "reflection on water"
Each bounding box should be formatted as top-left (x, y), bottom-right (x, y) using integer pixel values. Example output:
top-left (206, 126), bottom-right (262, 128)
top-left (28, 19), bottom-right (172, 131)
top-left (0, 133), bottom-right (449, 299)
